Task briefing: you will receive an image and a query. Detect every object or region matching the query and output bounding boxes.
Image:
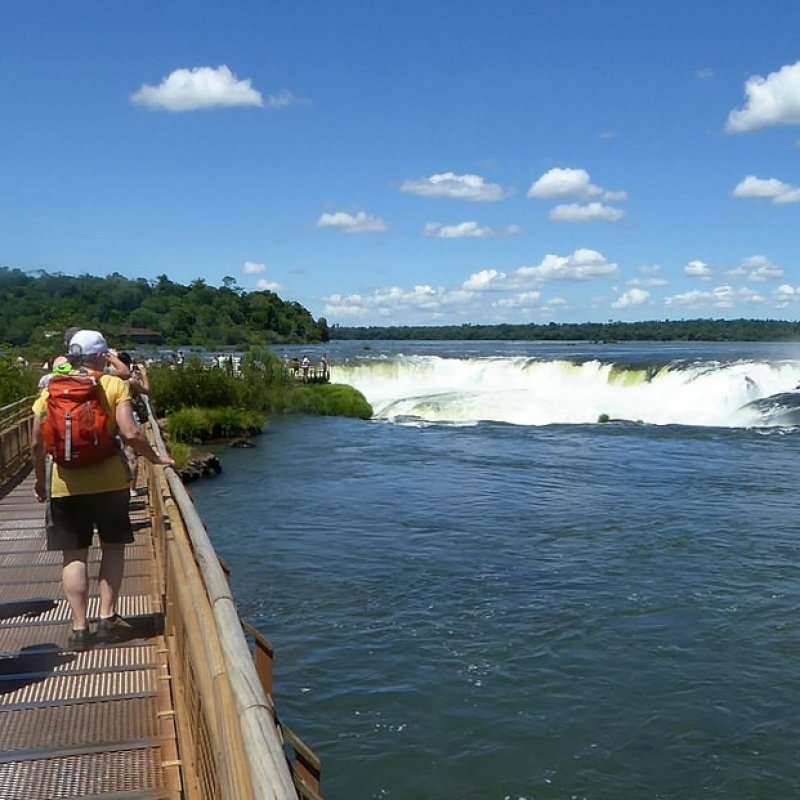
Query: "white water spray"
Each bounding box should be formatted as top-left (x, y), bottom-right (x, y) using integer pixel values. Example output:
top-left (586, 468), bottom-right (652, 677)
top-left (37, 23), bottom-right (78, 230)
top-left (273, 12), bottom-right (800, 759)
top-left (333, 356), bottom-right (800, 427)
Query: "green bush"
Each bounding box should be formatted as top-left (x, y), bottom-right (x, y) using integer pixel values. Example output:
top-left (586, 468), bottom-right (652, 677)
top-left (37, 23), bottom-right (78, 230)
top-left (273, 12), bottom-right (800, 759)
top-left (164, 407), bottom-right (209, 442)
top-left (206, 407), bottom-right (266, 438)
top-left (148, 361), bottom-right (239, 414)
top-left (164, 406), bottom-right (267, 442)
top-left (165, 441), bottom-right (193, 470)
top-left (0, 358), bottom-right (39, 407)
top-left (286, 384), bottom-right (372, 419)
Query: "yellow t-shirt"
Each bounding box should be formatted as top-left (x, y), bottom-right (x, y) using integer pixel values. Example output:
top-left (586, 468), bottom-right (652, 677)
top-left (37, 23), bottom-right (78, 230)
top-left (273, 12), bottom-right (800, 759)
top-left (33, 372), bottom-right (132, 497)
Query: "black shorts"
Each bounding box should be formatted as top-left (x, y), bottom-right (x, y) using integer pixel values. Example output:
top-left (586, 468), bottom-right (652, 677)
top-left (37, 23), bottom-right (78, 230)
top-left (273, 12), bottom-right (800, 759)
top-left (46, 490), bottom-right (134, 551)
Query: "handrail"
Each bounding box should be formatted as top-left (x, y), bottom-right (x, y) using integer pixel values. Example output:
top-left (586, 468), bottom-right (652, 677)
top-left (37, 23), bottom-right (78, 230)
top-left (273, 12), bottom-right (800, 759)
top-left (0, 395), bottom-right (37, 422)
top-left (145, 395), bottom-right (299, 799)
top-left (0, 395), bottom-right (35, 489)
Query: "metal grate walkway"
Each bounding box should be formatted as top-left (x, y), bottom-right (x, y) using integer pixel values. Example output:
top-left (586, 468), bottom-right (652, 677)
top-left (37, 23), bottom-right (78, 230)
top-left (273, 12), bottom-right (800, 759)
top-left (0, 471), bottom-right (180, 800)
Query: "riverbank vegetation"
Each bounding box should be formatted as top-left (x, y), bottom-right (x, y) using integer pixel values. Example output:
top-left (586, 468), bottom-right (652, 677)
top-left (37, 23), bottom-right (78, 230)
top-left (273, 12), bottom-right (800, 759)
top-left (148, 349), bottom-right (372, 444)
top-left (332, 318), bottom-right (800, 342)
top-left (0, 267), bottom-right (329, 350)
top-left (0, 356), bottom-right (38, 406)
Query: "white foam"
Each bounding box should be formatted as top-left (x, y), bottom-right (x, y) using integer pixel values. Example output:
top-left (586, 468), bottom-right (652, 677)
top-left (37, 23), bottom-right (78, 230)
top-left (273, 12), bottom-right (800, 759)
top-left (332, 356), bottom-right (800, 427)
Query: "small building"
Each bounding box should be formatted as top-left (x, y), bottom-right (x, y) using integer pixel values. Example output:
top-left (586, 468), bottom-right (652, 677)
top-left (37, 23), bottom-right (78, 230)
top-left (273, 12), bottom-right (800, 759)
top-left (118, 327), bottom-right (163, 345)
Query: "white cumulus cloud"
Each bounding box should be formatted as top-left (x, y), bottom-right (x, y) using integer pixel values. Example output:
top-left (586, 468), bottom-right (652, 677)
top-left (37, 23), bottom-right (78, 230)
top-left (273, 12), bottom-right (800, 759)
top-left (773, 284), bottom-right (800, 307)
top-left (424, 221), bottom-right (521, 238)
top-left (665, 285), bottom-right (764, 309)
top-left (732, 175), bottom-right (800, 205)
top-left (528, 167), bottom-right (626, 202)
top-left (316, 211), bottom-right (389, 234)
top-left (494, 291), bottom-right (542, 309)
top-left (628, 276), bottom-right (668, 288)
top-left (629, 266), bottom-right (668, 288)
top-left (464, 249), bottom-right (619, 292)
top-left (740, 255), bottom-right (784, 282)
top-left (400, 172), bottom-right (508, 202)
top-left (528, 168), bottom-right (601, 199)
top-left (612, 288), bottom-right (650, 309)
top-left (463, 269), bottom-right (504, 291)
top-left (242, 261), bottom-right (266, 275)
top-left (256, 279), bottom-right (282, 292)
top-left (549, 202), bottom-right (625, 223)
top-left (324, 285), bottom-right (447, 319)
top-left (322, 249), bottom-right (623, 324)
top-left (131, 65), bottom-right (265, 112)
top-left (726, 60), bottom-right (800, 133)
top-left (685, 260), bottom-right (714, 279)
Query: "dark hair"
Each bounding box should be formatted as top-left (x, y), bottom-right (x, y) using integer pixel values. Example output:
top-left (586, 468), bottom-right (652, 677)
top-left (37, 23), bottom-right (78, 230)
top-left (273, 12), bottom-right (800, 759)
top-left (63, 326), bottom-right (82, 346)
top-left (118, 352), bottom-right (132, 367)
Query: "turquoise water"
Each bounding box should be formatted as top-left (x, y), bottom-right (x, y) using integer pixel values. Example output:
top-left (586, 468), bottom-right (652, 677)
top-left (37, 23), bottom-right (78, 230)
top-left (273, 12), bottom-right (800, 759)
top-left (191, 342), bottom-right (800, 800)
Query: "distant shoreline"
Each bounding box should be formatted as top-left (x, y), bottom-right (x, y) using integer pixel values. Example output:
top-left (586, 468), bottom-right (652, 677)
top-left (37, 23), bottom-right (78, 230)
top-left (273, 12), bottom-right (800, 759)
top-left (331, 317), bottom-right (800, 343)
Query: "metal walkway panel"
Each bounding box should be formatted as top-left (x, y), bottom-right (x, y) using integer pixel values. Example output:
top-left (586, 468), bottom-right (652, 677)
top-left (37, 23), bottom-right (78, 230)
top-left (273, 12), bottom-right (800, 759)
top-left (0, 747), bottom-right (164, 799)
top-left (0, 696), bottom-right (158, 755)
top-left (0, 473), bottom-right (176, 799)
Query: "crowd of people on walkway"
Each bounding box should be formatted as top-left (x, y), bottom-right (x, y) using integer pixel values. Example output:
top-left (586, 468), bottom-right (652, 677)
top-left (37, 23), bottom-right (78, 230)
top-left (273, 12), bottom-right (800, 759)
top-left (284, 353), bottom-right (330, 383)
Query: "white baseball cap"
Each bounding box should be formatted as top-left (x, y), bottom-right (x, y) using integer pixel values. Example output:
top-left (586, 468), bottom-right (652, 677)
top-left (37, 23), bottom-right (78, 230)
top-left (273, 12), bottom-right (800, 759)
top-left (68, 329), bottom-right (108, 357)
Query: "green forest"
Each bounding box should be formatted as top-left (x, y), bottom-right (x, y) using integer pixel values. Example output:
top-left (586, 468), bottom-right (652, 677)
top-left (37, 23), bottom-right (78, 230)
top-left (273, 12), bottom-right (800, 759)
top-left (0, 267), bottom-right (329, 348)
top-left (332, 318), bottom-right (800, 342)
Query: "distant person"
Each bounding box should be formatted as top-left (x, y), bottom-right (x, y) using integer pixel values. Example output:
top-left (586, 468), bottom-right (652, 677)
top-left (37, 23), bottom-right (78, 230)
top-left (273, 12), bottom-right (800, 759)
top-left (301, 355), bottom-right (310, 382)
top-left (290, 356), bottom-right (300, 377)
top-left (118, 352), bottom-right (151, 497)
top-left (225, 354), bottom-right (234, 376)
top-left (176, 350), bottom-right (185, 367)
top-left (63, 326), bottom-right (82, 348)
top-left (320, 353), bottom-right (329, 381)
top-left (31, 329), bottom-right (175, 650)
top-left (37, 356), bottom-right (70, 390)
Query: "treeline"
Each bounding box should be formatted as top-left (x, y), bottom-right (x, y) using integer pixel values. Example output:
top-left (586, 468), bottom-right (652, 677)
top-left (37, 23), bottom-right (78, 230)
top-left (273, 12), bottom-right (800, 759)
top-left (0, 267), bottom-right (329, 348)
top-left (332, 318), bottom-right (800, 342)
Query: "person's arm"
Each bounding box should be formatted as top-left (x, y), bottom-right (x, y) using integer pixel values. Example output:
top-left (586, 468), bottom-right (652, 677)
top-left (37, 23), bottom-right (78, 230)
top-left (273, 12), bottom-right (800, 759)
top-left (104, 352), bottom-right (131, 380)
top-left (116, 401), bottom-right (174, 467)
top-left (128, 376), bottom-right (149, 395)
top-left (32, 416), bottom-right (47, 502)
top-left (135, 366), bottom-right (151, 394)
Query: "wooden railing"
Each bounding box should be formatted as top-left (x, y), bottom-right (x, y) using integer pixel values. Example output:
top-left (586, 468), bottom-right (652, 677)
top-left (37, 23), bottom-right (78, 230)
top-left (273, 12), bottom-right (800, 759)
top-left (0, 396), bottom-right (35, 489)
top-left (144, 396), bottom-right (322, 800)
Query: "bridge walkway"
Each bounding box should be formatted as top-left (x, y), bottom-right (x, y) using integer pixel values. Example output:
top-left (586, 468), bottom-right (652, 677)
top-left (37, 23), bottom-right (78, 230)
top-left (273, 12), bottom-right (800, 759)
top-left (0, 469), bottom-right (180, 800)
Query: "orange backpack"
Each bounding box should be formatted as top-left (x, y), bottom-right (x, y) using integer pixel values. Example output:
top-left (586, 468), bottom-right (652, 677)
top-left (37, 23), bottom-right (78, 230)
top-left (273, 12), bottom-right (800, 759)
top-left (42, 373), bottom-right (119, 468)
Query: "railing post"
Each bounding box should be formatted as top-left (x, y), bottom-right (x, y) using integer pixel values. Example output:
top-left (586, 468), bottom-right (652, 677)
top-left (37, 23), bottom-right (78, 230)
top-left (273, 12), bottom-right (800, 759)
top-left (242, 622), bottom-right (274, 697)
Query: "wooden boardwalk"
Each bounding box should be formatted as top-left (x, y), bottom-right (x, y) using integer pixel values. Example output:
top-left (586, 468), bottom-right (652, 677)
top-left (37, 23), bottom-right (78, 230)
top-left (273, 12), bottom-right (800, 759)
top-left (0, 394), bottom-right (321, 800)
top-left (0, 470), bottom-right (180, 800)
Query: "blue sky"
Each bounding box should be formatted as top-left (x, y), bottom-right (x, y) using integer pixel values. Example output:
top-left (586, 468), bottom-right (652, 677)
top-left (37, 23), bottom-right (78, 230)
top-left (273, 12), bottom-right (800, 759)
top-left (1, 1), bottom-right (799, 326)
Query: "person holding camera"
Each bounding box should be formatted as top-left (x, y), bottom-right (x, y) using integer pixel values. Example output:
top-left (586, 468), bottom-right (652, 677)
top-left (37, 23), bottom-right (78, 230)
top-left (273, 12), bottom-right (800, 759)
top-left (31, 329), bottom-right (174, 650)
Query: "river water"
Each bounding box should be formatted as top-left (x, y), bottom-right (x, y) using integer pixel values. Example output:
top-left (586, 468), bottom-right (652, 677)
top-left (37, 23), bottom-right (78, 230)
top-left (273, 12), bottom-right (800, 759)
top-left (190, 341), bottom-right (800, 800)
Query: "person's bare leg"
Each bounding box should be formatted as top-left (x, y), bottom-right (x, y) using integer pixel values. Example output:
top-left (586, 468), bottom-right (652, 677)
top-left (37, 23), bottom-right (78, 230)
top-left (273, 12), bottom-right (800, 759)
top-left (62, 549), bottom-right (89, 630)
top-left (98, 542), bottom-right (125, 619)
top-left (127, 445), bottom-right (139, 495)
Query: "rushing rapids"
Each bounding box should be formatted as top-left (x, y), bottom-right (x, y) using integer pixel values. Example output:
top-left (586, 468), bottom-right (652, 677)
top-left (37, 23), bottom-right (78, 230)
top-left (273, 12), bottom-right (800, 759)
top-left (333, 355), bottom-right (800, 427)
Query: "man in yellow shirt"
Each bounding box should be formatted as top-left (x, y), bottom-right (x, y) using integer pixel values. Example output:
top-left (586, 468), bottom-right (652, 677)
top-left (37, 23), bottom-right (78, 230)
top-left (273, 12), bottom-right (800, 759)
top-left (32, 329), bottom-right (174, 650)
